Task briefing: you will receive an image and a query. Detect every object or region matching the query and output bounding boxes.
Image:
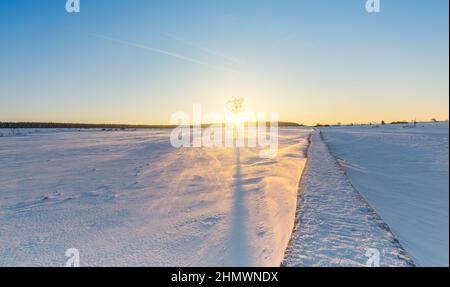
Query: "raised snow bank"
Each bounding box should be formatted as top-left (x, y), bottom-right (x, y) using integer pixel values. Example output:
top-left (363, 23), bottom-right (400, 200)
top-left (282, 131), bottom-right (414, 267)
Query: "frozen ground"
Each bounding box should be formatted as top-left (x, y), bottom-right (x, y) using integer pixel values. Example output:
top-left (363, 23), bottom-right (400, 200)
top-left (0, 128), bottom-right (311, 266)
top-left (321, 123), bottom-right (449, 267)
top-left (282, 131), bottom-right (414, 267)
top-left (1, 124), bottom-right (446, 266)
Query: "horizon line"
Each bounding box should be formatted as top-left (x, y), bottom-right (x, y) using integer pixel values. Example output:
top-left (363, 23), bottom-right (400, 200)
top-left (1, 119), bottom-right (448, 130)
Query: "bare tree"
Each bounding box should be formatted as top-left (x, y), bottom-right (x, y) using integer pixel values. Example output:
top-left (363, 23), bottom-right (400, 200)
top-left (227, 97), bottom-right (244, 114)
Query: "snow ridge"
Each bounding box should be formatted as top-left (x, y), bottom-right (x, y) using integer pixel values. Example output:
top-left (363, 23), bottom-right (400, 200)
top-left (282, 131), bottom-right (415, 267)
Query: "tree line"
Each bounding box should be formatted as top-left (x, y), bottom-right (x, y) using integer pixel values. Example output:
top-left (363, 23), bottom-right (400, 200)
top-left (0, 122), bottom-right (303, 129)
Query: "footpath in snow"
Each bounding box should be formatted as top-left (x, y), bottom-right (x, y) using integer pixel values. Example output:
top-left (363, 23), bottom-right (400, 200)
top-left (282, 131), bottom-right (415, 267)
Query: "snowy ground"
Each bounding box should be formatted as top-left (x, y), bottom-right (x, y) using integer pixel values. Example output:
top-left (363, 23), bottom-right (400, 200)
top-left (1, 124), bottom-right (446, 267)
top-left (282, 131), bottom-right (415, 267)
top-left (0, 128), bottom-right (311, 266)
top-left (321, 123), bottom-right (449, 267)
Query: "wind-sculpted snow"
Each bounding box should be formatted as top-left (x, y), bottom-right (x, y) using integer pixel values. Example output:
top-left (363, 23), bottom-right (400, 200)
top-left (0, 128), bottom-right (311, 266)
top-left (282, 131), bottom-right (415, 267)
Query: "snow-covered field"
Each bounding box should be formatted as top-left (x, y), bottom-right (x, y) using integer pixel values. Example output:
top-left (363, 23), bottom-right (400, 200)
top-left (1, 124), bottom-right (447, 267)
top-left (0, 128), bottom-right (311, 266)
top-left (321, 123), bottom-right (449, 267)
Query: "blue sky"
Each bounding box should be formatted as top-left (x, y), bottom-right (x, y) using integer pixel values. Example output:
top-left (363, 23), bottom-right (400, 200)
top-left (0, 0), bottom-right (448, 124)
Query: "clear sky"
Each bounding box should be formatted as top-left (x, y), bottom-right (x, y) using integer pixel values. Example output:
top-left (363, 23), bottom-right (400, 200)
top-left (0, 0), bottom-right (448, 125)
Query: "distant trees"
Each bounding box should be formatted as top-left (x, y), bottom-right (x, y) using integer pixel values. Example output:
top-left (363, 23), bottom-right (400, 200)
top-left (0, 122), bottom-right (179, 129)
top-left (381, 120), bottom-right (386, 125)
top-left (0, 121), bottom-right (303, 130)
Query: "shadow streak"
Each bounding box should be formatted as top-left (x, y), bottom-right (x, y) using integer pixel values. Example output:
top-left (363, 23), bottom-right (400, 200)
top-left (225, 147), bottom-right (250, 266)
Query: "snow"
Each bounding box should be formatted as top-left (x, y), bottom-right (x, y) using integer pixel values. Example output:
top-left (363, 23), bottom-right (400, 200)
top-left (282, 131), bottom-right (415, 267)
top-left (1, 124), bottom-right (446, 266)
top-left (321, 123), bottom-right (449, 267)
top-left (0, 128), bottom-right (311, 266)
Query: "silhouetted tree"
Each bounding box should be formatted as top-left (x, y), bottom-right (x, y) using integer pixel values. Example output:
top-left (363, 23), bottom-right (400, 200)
top-left (227, 97), bottom-right (244, 114)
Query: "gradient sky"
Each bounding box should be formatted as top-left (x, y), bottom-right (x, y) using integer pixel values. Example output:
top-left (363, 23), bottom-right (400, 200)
top-left (0, 0), bottom-right (448, 125)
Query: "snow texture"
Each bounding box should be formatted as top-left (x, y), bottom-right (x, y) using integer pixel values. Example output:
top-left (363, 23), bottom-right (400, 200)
top-left (282, 131), bottom-right (415, 267)
top-left (0, 128), bottom-right (311, 266)
top-left (321, 123), bottom-right (449, 266)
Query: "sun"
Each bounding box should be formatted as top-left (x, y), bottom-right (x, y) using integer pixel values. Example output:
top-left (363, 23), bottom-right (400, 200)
top-left (228, 113), bottom-right (247, 125)
top-left (225, 97), bottom-right (246, 125)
